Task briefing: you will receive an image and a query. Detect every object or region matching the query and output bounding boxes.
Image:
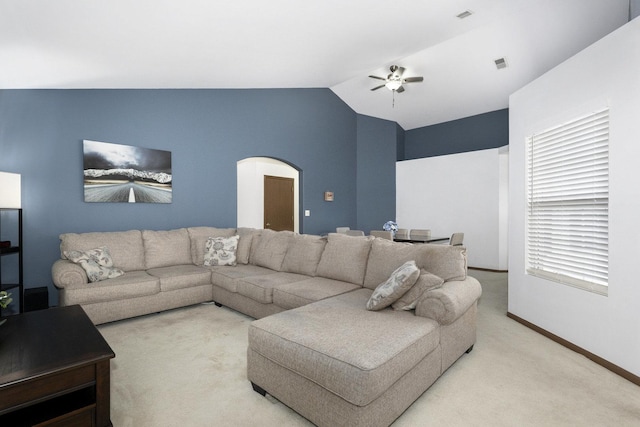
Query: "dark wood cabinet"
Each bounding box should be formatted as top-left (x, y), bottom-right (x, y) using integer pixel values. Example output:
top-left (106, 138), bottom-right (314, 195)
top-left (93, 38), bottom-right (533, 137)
top-left (0, 305), bottom-right (115, 426)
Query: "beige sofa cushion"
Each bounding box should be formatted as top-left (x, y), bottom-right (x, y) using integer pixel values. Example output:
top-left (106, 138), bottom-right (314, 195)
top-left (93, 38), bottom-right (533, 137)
top-left (187, 227), bottom-right (236, 265)
top-left (142, 228), bottom-right (192, 269)
top-left (272, 277), bottom-right (360, 310)
top-left (236, 228), bottom-right (259, 264)
top-left (147, 265), bottom-right (212, 292)
top-left (316, 233), bottom-right (373, 285)
top-left (61, 271), bottom-right (160, 305)
top-left (420, 245), bottom-right (467, 282)
top-left (210, 264), bottom-right (277, 293)
top-left (249, 288), bottom-right (440, 407)
top-left (281, 234), bottom-right (327, 276)
top-left (59, 230), bottom-right (145, 272)
top-left (250, 229), bottom-right (294, 271)
top-left (237, 272), bottom-right (309, 304)
top-left (363, 239), bottom-right (467, 289)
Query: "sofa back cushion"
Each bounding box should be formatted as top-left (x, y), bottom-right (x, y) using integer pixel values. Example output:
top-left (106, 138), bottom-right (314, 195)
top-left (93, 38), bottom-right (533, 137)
top-left (250, 229), bottom-right (294, 271)
top-left (142, 228), bottom-right (192, 269)
top-left (316, 233), bottom-right (373, 285)
top-left (363, 238), bottom-right (466, 290)
top-left (236, 227), bottom-right (260, 264)
top-left (59, 230), bottom-right (145, 272)
top-left (281, 234), bottom-right (327, 276)
top-left (187, 226), bottom-right (237, 265)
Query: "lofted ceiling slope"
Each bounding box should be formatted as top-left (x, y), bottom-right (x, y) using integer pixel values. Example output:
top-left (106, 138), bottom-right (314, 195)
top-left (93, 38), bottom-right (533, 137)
top-left (0, 0), bottom-right (630, 129)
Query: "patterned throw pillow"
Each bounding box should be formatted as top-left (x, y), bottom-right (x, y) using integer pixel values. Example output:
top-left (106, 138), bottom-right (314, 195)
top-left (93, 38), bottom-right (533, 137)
top-left (392, 269), bottom-right (444, 310)
top-left (366, 260), bottom-right (420, 311)
top-left (204, 235), bottom-right (240, 266)
top-left (63, 246), bottom-right (125, 283)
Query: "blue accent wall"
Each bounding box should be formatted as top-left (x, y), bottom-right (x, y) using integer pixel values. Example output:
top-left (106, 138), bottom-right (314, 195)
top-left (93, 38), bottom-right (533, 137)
top-left (403, 108), bottom-right (508, 159)
top-left (356, 115), bottom-right (398, 233)
top-left (0, 87), bottom-right (499, 308)
top-left (396, 123), bottom-right (405, 161)
top-left (0, 88), bottom-right (365, 305)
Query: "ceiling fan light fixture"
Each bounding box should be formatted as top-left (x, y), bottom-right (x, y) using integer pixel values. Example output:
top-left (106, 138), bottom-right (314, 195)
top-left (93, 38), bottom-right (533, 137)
top-left (385, 80), bottom-right (402, 91)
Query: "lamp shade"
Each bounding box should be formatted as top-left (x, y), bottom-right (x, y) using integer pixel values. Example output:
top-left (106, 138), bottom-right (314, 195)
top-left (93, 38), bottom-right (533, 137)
top-left (385, 80), bottom-right (402, 91)
top-left (0, 171), bottom-right (21, 208)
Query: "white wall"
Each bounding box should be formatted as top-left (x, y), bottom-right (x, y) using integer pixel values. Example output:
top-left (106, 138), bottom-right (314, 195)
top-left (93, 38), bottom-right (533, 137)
top-left (237, 157), bottom-right (299, 232)
top-left (509, 18), bottom-right (640, 376)
top-left (396, 147), bottom-right (508, 270)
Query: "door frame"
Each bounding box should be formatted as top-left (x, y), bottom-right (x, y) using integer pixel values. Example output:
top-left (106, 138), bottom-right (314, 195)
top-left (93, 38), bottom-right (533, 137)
top-left (237, 157), bottom-right (301, 233)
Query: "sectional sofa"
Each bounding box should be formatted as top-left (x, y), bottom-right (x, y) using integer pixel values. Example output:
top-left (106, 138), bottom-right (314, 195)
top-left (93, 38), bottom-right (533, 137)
top-left (52, 226), bottom-right (482, 426)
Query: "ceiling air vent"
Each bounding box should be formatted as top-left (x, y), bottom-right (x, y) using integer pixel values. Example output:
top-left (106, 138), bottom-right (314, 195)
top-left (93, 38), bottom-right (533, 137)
top-left (494, 57), bottom-right (508, 70)
top-left (456, 10), bottom-right (473, 19)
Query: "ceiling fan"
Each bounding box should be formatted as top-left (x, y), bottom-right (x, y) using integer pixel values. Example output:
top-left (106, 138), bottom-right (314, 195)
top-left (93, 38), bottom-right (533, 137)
top-left (369, 65), bottom-right (423, 93)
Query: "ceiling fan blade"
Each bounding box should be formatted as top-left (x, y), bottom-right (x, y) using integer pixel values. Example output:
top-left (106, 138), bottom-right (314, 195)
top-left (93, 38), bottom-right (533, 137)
top-left (368, 75), bottom-right (386, 81)
top-left (370, 84), bottom-right (386, 91)
top-left (404, 76), bottom-right (424, 83)
top-left (396, 86), bottom-right (405, 93)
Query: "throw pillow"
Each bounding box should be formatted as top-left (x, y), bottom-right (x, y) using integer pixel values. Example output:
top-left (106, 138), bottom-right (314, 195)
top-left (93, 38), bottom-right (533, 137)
top-left (187, 226), bottom-right (237, 265)
top-left (366, 260), bottom-right (420, 311)
top-left (64, 246), bottom-right (125, 283)
top-left (392, 269), bottom-right (444, 310)
top-left (203, 235), bottom-right (240, 266)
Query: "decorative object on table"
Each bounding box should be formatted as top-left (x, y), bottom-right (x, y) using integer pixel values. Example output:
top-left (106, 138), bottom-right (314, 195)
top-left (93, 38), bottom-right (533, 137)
top-left (383, 220), bottom-right (399, 236)
top-left (0, 290), bottom-right (12, 325)
top-left (0, 291), bottom-right (12, 308)
top-left (83, 140), bottom-right (172, 203)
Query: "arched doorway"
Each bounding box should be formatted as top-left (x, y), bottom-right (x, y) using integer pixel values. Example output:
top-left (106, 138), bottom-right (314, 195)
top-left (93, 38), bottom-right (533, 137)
top-left (237, 157), bottom-right (300, 233)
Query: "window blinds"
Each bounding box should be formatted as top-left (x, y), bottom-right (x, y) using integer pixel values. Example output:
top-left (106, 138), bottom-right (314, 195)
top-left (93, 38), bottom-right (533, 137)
top-left (526, 108), bottom-right (609, 295)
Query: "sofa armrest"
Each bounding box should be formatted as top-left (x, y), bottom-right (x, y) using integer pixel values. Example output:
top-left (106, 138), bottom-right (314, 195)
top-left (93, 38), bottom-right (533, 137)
top-left (52, 259), bottom-right (88, 289)
top-left (415, 276), bottom-right (482, 325)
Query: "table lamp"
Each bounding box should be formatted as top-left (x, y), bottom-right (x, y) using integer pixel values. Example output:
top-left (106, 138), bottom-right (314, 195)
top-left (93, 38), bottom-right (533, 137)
top-left (0, 171), bottom-right (21, 208)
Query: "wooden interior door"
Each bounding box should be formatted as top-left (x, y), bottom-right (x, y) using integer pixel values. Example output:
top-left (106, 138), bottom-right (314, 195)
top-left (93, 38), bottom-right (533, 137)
top-left (264, 175), bottom-right (294, 231)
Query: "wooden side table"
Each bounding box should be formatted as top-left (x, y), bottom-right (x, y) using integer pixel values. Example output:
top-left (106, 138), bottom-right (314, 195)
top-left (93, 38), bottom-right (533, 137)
top-left (0, 305), bottom-right (115, 426)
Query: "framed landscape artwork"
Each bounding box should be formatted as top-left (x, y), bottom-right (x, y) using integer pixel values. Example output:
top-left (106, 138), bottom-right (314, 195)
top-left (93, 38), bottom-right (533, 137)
top-left (83, 140), bottom-right (172, 203)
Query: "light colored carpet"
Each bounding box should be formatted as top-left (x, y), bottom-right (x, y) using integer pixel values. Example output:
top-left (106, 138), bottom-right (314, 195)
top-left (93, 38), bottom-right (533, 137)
top-left (98, 270), bottom-right (640, 426)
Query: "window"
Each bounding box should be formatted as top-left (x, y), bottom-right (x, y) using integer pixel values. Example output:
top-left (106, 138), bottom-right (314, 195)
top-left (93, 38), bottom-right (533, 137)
top-left (526, 108), bottom-right (609, 295)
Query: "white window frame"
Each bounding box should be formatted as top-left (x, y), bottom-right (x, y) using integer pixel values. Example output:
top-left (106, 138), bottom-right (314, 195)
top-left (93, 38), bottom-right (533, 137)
top-left (526, 108), bottom-right (609, 296)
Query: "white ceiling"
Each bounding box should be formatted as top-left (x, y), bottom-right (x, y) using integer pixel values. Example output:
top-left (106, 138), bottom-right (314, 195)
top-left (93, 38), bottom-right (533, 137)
top-left (0, 0), bottom-right (630, 129)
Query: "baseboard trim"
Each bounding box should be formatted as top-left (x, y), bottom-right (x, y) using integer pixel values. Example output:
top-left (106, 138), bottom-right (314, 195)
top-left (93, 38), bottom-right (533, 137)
top-left (507, 312), bottom-right (640, 387)
top-left (468, 267), bottom-right (508, 273)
